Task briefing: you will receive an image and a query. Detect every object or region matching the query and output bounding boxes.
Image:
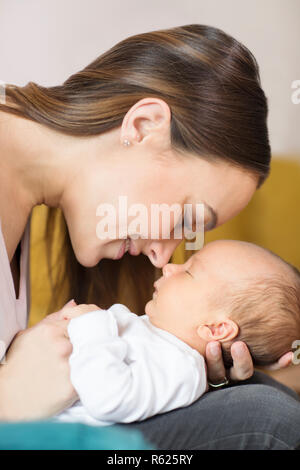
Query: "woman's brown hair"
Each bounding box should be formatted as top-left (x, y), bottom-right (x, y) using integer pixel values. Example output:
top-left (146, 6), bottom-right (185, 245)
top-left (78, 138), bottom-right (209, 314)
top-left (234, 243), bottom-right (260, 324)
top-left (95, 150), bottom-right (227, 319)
top-left (0, 24), bottom-right (271, 314)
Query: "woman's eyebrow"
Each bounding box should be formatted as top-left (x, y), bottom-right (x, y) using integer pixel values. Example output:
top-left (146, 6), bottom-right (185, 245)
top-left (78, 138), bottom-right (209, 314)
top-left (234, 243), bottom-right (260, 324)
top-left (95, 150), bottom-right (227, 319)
top-left (205, 203), bottom-right (218, 231)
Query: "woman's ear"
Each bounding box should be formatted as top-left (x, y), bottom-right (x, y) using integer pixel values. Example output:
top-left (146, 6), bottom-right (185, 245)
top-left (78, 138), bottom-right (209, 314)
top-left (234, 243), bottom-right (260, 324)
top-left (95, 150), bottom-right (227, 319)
top-left (197, 318), bottom-right (239, 342)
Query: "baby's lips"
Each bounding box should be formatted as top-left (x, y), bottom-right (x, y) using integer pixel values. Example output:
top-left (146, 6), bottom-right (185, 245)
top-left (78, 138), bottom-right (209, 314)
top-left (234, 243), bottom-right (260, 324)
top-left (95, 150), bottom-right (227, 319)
top-left (154, 276), bottom-right (165, 291)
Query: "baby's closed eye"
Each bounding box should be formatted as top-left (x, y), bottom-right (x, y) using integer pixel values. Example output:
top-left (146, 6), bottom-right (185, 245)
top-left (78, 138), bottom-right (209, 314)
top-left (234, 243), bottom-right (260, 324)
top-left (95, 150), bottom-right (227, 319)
top-left (185, 270), bottom-right (194, 278)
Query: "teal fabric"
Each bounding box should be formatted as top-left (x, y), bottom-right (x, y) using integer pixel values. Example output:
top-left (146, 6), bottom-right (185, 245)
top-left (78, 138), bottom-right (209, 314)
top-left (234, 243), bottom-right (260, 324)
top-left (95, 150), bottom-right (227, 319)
top-left (0, 421), bottom-right (154, 450)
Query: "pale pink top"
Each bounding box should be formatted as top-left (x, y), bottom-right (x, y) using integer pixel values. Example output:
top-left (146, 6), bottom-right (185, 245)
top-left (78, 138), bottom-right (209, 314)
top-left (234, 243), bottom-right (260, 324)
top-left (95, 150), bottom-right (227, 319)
top-left (0, 216), bottom-right (31, 356)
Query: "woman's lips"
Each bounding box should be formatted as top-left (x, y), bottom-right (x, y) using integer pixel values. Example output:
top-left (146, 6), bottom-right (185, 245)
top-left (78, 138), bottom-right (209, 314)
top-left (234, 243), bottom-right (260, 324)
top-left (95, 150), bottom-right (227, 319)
top-left (129, 239), bottom-right (139, 255)
top-left (115, 239), bottom-right (128, 260)
top-left (114, 238), bottom-right (140, 260)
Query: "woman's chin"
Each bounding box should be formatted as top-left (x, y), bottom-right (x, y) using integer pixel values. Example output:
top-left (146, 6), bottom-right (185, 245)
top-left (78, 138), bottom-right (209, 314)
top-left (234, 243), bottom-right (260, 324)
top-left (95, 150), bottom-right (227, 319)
top-left (74, 250), bottom-right (103, 268)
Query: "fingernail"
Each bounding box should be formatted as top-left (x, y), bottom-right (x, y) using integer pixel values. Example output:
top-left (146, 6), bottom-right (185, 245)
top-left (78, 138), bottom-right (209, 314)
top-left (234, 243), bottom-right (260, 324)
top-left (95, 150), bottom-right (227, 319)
top-left (210, 343), bottom-right (220, 357)
top-left (234, 343), bottom-right (245, 357)
top-left (64, 299), bottom-right (76, 307)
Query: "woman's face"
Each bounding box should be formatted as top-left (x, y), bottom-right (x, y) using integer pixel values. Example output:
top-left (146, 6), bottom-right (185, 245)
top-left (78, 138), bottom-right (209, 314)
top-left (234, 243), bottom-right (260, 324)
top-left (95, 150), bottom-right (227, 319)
top-left (60, 141), bottom-right (258, 269)
top-left (59, 99), bottom-right (258, 268)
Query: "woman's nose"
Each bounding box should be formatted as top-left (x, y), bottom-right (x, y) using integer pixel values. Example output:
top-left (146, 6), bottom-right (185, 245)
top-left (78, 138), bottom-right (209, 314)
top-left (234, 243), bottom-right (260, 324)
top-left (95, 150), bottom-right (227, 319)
top-left (146, 239), bottom-right (181, 269)
top-left (162, 263), bottom-right (181, 278)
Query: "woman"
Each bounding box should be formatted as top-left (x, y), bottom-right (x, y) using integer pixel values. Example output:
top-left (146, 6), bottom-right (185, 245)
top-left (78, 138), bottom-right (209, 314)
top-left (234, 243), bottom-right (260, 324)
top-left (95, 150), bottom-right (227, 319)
top-left (0, 24), bottom-right (299, 449)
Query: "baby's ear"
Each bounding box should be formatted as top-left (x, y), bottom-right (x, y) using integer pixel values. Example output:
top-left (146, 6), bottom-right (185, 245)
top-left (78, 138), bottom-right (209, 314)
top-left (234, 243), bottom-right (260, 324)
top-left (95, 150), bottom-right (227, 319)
top-left (197, 319), bottom-right (239, 342)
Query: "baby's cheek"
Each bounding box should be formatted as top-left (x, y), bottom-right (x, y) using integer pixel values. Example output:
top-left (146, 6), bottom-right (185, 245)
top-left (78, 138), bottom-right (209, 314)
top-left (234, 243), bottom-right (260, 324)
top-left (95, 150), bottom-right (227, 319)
top-left (160, 285), bottom-right (184, 313)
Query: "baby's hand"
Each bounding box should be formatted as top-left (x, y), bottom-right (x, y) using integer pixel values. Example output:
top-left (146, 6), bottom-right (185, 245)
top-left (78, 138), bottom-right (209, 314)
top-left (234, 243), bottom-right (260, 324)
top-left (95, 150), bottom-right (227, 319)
top-left (59, 301), bottom-right (104, 321)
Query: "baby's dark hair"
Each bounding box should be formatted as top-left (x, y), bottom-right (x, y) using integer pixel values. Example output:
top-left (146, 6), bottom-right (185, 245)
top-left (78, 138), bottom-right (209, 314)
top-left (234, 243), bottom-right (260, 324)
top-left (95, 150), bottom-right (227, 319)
top-left (221, 263), bottom-right (300, 368)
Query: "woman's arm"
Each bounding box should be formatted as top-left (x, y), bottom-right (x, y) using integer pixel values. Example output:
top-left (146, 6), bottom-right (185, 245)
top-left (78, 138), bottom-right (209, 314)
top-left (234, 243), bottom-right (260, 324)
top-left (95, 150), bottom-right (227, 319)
top-left (0, 309), bottom-right (78, 421)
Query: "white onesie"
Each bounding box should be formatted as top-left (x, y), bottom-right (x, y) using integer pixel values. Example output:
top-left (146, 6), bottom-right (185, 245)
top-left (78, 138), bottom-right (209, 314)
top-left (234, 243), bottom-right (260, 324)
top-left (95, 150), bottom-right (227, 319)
top-left (55, 303), bottom-right (208, 426)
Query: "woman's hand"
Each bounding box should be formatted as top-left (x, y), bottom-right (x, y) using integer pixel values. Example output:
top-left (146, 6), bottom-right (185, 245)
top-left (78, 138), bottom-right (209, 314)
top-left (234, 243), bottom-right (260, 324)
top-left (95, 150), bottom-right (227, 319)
top-left (59, 303), bottom-right (103, 322)
top-left (206, 341), bottom-right (254, 385)
top-left (263, 351), bottom-right (293, 371)
top-left (205, 341), bottom-right (293, 387)
top-left (0, 302), bottom-right (79, 422)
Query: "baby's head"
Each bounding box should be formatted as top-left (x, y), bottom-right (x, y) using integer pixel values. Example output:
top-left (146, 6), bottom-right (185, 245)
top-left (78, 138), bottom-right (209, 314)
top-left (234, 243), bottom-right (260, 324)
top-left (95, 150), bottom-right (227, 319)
top-left (145, 240), bottom-right (300, 367)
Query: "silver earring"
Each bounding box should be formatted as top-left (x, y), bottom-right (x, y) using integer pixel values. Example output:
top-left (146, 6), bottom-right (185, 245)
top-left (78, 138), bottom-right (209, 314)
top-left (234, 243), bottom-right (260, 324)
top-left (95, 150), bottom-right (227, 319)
top-left (122, 138), bottom-right (131, 147)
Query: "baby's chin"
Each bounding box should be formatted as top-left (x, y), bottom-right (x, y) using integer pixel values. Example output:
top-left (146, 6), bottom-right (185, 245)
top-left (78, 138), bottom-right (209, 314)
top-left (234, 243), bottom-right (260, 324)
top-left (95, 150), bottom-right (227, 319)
top-left (144, 299), bottom-right (153, 317)
top-left (145, 301), bottom-right (162, 330)
top-left (145, 299), bottom-right (160, 322)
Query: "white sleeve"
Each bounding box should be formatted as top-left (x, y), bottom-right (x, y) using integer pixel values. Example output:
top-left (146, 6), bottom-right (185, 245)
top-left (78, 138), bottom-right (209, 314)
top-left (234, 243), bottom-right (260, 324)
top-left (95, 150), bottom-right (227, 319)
top-left (67, 309), bottom-right (207, 423)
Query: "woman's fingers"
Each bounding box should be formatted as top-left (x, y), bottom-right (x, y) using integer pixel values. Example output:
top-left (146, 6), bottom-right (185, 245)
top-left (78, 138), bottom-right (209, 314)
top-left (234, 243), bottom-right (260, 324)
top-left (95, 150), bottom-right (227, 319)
top-left (59, 303), bottom-right (102, 321)
top-left (58, 299), bottom-right (77, 318)
top-left (206, 340), bottom-right (254, 385)
top-left (205, 341), bottom-right (227, 384)
top-left (264, 351), bottom-right (293, 371)
top-left (277, 351), bottom-right (293, 368)
top-left (42, 301), bottom-right (76, 322)
top-left (229, 341), bottom-right (254, 381)
top-left (63, 299), bottom-right (77, 308)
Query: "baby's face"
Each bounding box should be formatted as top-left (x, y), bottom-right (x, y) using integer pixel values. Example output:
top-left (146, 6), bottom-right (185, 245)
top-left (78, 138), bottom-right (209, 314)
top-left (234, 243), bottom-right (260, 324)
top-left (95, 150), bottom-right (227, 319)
top-left (145, 239), bottom-right (291, 344)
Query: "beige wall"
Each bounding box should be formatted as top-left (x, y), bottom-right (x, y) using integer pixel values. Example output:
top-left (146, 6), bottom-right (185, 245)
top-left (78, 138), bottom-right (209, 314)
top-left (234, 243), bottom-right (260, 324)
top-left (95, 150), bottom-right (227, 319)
top-left (0, 0), bottom-right (299, 156)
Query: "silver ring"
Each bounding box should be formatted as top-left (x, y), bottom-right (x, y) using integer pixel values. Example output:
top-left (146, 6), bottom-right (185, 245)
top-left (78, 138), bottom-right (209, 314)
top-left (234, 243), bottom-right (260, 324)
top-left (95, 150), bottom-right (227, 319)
top-left (208, 377), bottom-right (230, 388)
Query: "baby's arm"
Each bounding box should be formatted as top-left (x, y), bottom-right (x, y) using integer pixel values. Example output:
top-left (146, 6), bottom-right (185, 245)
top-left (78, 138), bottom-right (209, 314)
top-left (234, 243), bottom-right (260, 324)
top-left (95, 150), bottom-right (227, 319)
top-left (67, 308), bottom-right (207, 423)
top-left (67, 309), bottom-right (149, 423)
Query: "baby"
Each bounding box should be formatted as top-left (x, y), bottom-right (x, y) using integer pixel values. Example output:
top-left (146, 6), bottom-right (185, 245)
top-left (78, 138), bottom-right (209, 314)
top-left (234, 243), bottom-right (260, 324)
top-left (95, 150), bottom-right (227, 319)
top-left (54, 239), bottom-right (300, 426)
